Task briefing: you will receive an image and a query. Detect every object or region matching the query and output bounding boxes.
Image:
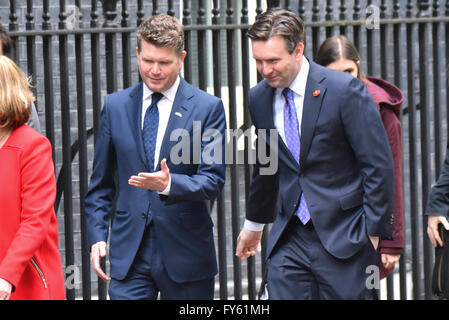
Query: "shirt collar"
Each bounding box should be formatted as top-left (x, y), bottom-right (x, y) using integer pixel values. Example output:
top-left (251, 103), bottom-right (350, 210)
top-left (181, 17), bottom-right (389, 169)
top-left (142, 75), bottom-right (180, 102)
top-left (289, 56), bottom-right (309, 97)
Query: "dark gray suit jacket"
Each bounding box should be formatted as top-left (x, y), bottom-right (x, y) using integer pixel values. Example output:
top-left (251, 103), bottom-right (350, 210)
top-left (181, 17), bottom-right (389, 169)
top-left (247, 58), bottom-right (395, 260)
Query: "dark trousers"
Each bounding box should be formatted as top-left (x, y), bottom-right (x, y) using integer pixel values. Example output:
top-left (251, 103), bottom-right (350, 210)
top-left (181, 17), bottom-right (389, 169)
top-left (267, 217), bottom-right (379, 300)
top-left (108, 223), bottom-right (215, 300)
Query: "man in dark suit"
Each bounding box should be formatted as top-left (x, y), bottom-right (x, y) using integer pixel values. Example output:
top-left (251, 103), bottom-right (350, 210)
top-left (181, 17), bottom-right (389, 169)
top-left (84, 14), bottom-right (226, 300)
top-left (236, 9), bottom-right (395, 299)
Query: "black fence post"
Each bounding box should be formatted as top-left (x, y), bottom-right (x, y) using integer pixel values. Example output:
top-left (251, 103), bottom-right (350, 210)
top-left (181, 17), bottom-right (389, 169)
top-left (352, 0), bottom-right (361, 51)
top-left (74, 0), bottom-right (91, 301)
top-left (58, 0), bottom-right (76, 301)
top-left (325, 0), bottom-right (334, 37)
top-left (90, 0), bottom-right (102, 145)
top-left (298, 0), bottom-right (305, 18)
top-left (197, 0), bottom-right (207, 91)
top-left (42, 0), bottom-right (56, 164)
top-left (240, 0), bottom-right (256, 300)
top-left (121, 0), bottom-right (132, 89)
top-left (417, 0), bottom-right (433, 301)
top-left (366, 0), bottom-right (374, 76)
top-left (266, 0), bottom-right (280, 9)
top-left (167, 0), bottom-right (175, 16)
top-left (211, 0), bottom-right (228, 300)
top-left (392, 0), bottom-right (408, 301)
top-left (446, 1), bottom-right (449, 140)
top-left (406, 0), bottom-right (421, 300)
top-left (182, 0), bottom-right (192, 84)
top-left (380, 1), bottom-right (395, 300)
top-left (432, 0), bottom-right (443, 176)
top-left (8, 0), bottom-right (19, 61)
top-left (226, 0), bottom-right (242, 300)
top-left (102, 0), bottom-right (118, 94)
top-left (339, 0), bottom-right (347, 35)
top-left (25, 0), bottom-right (37, 107)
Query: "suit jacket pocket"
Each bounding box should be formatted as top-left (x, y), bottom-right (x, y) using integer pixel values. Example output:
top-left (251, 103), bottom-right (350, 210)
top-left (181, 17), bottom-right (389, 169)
top-left (339, 189), bottom-right (363, 211)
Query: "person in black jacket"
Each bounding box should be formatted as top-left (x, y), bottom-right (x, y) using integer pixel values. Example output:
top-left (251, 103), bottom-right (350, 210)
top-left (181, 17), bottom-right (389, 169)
top-left (425, 144), bottom-right (449, 247)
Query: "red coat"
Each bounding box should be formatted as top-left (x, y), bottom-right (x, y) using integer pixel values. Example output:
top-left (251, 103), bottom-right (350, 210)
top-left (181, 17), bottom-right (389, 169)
top-left (365, 76), bottom-right (405, 279)
top-left (0, 125), bottom-right (65, 300)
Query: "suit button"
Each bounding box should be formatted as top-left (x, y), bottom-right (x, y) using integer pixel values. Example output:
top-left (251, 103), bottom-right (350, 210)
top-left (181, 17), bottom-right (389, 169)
top-left (141, 213), bottom-right (147, 219)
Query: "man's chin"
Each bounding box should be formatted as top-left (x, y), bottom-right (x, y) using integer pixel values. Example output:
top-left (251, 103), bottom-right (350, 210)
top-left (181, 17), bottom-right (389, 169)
top-left (266, 80), bottom-right (280, 88)
top-left (146, 82), bottom-right (165, 92)
top-left (264, 77), bottom-right (282, 88)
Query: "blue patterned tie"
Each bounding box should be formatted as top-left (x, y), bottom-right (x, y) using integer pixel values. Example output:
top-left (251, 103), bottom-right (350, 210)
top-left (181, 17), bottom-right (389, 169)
top-left (143, 92), bottom-right (163, 172)
top-left (282, 88), bottom-right (311, 225)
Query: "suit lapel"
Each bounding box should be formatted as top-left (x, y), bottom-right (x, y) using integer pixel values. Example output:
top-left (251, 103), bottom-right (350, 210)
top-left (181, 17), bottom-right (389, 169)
top-left (156, 78), bottom-right (194, 170)
top-left (254, 82), bottom-right (276, 130)
top-left (125, 83), bottom-right (149, 170)
top-left (299, 60), bottom-right (327, 169)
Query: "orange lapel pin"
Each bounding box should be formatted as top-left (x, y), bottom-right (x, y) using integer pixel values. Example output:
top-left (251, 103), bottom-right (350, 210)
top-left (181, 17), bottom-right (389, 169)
top-left (313, 90), bottom-right (320, 97)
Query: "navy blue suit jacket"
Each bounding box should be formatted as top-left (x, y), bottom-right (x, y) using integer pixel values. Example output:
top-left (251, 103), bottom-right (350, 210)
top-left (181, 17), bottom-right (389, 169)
top-left (247, 59), bottom-right (395, 260)
top-left (84, 78), bottom-right (226, 282)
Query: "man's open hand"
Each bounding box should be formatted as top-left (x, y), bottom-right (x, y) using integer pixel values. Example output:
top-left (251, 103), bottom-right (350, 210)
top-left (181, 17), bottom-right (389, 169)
top-left (128, 159), bottom-right (170, 192)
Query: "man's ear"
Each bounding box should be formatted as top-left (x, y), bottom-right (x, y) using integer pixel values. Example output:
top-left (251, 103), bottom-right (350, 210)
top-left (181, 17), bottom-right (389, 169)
top-left (179, 50), bottom-right (187, 62)
top-left (294, 42), bottom-right (304, 59)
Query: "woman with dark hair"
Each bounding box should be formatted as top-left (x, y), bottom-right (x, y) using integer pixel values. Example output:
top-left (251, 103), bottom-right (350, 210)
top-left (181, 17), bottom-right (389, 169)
top-left (316, 35), bottom-right (404, 280)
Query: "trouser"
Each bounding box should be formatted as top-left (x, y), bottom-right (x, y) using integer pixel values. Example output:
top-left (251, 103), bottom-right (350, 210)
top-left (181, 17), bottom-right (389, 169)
top-left (267, 217), bottom-right (379, 300)
top-left (108, 223), bottom-right (215, 300)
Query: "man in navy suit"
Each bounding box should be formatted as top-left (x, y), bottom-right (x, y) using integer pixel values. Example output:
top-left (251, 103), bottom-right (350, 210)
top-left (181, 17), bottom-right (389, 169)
top-left (236, 9), bottom-right (395, 299)
top-left (84, 14), bottom-right (226, 300)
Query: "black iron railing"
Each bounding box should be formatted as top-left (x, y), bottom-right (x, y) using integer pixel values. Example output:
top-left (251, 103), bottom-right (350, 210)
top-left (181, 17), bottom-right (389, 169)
top-left (2, 0), bottom-right (449, 300)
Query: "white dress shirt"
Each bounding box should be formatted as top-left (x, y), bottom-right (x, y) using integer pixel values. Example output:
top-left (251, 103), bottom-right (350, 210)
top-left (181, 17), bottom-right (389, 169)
top-left (141, 76), bottom-right (181, 195)
top-left (244, 57), bottom-right (310, 231)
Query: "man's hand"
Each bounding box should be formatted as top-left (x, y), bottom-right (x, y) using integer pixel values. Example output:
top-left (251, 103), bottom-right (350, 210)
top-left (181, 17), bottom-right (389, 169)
top-left (0, 278), bottom-right (12, 300)
top-left (91, 241), bottom-right (110, 281)
top-left (427, 215), bottom-right (449, 247)
top-left (381, 253), bottom-right (400, 270)
top-left (128, 158), bottom-right (170, 192)
top-left (235, 228), bottom-right (263, 260)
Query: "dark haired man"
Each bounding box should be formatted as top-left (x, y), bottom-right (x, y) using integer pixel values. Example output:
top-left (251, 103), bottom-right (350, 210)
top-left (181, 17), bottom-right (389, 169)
top-left (85, 14), bottom-right (226, 300)
top-left (236, 9), bottom-right (395, 300)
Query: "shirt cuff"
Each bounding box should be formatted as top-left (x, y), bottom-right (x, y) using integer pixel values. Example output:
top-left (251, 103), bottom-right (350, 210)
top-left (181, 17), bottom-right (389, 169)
top-left (158, 174), bottom-right (171, 195)
top-left (244, 219), bottom-right (265, 232)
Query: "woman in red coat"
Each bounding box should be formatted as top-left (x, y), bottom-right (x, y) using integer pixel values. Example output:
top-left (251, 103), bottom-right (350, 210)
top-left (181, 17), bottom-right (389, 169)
top-left (0, 55), bottom-right (65, 300)
top-left (316, 36), bottom-right (404, 280)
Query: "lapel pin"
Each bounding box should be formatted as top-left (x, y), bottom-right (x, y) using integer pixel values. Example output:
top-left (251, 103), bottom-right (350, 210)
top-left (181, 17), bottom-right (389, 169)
top-left (175, 112), bottom-right (183, 118)
top-left (313, 90), bottom-right (320, 97)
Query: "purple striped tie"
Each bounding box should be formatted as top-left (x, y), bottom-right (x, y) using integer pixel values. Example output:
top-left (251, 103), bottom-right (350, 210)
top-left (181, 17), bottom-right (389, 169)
top-left (282, 88), bottom-right (311, 225)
